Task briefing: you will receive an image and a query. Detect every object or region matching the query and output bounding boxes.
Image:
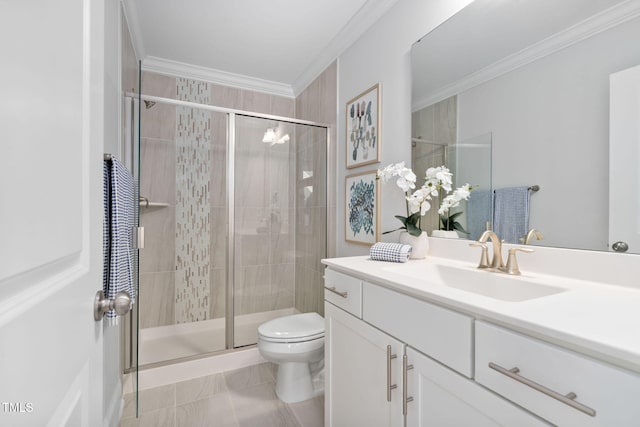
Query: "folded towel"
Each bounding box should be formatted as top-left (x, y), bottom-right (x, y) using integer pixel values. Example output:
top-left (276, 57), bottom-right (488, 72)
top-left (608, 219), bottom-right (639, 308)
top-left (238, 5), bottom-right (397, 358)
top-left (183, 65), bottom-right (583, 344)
top-left (493, 186), bottom-right (530, 244)
top-left (370, 242), bottom-right (412, 263)
top-left (104, 156), bottom-right (136, 318)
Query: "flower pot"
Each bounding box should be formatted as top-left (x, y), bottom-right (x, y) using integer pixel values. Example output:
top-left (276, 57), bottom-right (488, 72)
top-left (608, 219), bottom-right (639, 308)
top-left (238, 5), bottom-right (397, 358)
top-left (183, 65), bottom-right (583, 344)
top-left (398, 231), bottom-right (429, 259)
top-left (431, 230), bottom-right (460, 239)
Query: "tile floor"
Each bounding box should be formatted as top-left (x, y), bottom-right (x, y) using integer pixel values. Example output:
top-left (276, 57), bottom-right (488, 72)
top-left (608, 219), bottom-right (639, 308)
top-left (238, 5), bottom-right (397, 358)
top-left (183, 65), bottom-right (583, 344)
top-left (120, 362), bottom-right (324, 427)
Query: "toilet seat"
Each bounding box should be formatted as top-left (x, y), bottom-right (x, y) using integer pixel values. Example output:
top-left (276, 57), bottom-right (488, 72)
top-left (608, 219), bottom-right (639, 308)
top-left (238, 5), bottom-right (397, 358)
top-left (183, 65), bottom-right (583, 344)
top-left (258, 312), bottom-right (324, 343)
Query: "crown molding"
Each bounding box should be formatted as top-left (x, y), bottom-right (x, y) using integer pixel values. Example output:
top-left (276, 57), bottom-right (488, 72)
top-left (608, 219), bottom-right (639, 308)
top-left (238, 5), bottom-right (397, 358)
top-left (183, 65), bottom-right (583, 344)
top-left (292, 0), bottom-right (400, 96)
top-left (120, 0), bottom-right (145, 61)
top-left (412, 0), bottom-right (640, 111)
top-left (141, 56), bottom-right (295, 98)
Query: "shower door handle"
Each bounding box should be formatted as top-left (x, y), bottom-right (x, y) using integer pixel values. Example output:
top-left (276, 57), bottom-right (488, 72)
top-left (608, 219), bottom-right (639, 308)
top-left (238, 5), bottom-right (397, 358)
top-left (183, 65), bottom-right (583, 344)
top-left (94, 290), bottom-right (131, 320)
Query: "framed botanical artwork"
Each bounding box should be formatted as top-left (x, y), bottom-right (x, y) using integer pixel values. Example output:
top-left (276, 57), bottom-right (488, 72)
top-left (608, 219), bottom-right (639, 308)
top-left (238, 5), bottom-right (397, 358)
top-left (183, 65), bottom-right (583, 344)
top-left (346, 83), bottom-right (381, 168)
top-left (345, 170), bottom-right (380, 245)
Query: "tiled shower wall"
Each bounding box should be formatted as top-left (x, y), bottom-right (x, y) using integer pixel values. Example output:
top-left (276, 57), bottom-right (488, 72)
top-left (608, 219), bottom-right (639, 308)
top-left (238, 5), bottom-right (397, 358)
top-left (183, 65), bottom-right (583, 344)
top-left (139, 72), bottom-right (179, 329)
top-left (295, 61), bottom-right (337, 316)
top-left (139, 71), bottom-right (309, 330)
top-left (175, 79), bottom-right (212, 323)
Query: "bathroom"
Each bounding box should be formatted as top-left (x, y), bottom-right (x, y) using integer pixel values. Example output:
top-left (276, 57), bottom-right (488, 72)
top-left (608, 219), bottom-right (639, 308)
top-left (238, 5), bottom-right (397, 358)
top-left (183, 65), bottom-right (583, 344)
top-left (2, 0), bottom-right (640, 426)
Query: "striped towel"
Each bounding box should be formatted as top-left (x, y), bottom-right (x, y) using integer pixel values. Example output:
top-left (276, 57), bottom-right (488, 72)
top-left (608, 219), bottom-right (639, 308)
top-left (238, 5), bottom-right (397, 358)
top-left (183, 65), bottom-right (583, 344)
top-left (370, 242), bottom-right (412, 263)
top-left (103, 157), bottom-right (136, 318)
top-left (493, 187), bottom-right (530, 244)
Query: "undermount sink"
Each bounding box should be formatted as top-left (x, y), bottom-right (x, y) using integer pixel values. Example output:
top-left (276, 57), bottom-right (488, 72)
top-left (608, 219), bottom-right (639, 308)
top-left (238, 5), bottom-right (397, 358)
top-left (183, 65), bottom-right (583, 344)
top-left (383, 263), bottom-right (566, 302)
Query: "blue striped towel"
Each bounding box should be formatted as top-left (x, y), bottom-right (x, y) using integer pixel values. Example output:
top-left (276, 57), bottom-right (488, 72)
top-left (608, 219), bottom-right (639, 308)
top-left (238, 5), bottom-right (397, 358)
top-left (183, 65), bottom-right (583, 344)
top-left (103, 157), bottom-right (136, 318)
top-left (493, 187), bottom-right (530, 244)
top-left (370, 242), bottom-right (412, 263)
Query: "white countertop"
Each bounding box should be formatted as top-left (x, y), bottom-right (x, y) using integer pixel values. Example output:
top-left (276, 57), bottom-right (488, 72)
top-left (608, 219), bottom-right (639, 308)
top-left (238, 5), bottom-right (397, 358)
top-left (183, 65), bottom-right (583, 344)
top-left (322, 255), bottom-right (640, 374)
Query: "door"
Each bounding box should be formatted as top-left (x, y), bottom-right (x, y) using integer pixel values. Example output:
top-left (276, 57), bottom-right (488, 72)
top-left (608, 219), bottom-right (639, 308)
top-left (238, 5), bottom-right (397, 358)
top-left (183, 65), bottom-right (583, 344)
top-left (325, 303), bottom-right (404, 427)
top-left (609, 64), bottom-right (640, 253)
top-left (0, 0), bottom-right (107, 425)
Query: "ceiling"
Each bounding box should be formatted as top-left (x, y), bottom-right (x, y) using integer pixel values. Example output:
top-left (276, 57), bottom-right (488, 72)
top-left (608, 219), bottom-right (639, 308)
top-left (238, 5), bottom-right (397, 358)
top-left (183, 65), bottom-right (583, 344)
top-left (124, 0), bottom-right (399, 97)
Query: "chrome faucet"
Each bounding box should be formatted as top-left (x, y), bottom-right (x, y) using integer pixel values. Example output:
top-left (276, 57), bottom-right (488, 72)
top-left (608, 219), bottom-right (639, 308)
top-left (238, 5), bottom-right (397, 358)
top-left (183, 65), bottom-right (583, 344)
top-left (502, 247), bottom-right (534, 275)
top-left (477, 230), bottom-right (504, 269)
top-left (471, 230), bottom-right (535, 275)
top-left (523, 228), bottom-right (544, 245)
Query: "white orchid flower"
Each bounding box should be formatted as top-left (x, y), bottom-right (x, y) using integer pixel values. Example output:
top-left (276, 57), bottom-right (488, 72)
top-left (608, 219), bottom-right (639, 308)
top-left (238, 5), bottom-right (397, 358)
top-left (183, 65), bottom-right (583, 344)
top-left (406, 194), bottom-right (422, 214)
top-left (378, 162), bottom-right (473, 235)
top-left (438, 184), bottom-right (473, 215)
top-left (438, 195), bottom-right (457, 215)
top-left (398, 167), bottom-right (416, 183)
top-left (406, 188), bottom-right (432, 215)
top-left (419, 199), bottom-right (431, 216)
top-left (377, 162), bottom-right (416, 191)
top-left (454, 183), bottom-right (472, 200)
top-left (425, 166), bottom-right (453, 192)
top-left (377, 163), bottom-right (399, 182)
top-left (396, 176), bottom-right (416, 192)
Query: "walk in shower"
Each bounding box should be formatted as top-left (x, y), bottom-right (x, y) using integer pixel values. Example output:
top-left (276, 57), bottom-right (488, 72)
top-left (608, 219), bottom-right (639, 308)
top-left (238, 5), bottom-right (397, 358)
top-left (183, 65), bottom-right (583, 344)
top-left (131, 76), bottom-right (328, 368)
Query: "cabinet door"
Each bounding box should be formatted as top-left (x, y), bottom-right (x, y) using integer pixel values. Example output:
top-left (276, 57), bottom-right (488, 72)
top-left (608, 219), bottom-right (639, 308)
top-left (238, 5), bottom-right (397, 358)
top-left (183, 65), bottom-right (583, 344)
top-left (325, 302), bottom-right (404, 427)
top-left (406, 347), bottom-right (549, 427)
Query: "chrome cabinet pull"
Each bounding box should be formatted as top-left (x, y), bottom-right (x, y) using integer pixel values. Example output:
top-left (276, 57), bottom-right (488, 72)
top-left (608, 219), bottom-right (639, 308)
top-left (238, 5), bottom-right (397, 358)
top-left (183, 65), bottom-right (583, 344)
top-left (402, 354), bottom-right (414, 415)
top-left (324, 286), bottom-right (348, 298)
top-left (387, 345), bottom-right (398, 401)
top-left (488, 362), bottom-right (596, 417)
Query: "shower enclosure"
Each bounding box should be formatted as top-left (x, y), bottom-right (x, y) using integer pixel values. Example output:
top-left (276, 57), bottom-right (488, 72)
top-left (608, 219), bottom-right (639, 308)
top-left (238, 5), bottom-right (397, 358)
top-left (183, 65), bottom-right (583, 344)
top-left (128, 77), bottom-right (328, 369)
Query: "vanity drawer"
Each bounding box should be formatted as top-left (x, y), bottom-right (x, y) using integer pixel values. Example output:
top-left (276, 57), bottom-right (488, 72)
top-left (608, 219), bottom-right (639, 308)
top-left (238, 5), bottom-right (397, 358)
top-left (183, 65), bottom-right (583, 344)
top-left (324, 269), bottom-right (362, 318)
top-left (475, 321), bottom-right (640, 426)
top-left (362, 282), bottom-right (473, 377)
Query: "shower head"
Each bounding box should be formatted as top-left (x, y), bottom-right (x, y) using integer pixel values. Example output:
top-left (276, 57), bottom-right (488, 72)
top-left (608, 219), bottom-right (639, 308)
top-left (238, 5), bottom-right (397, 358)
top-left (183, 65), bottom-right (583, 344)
top-left (144, 100), bottom-right (156, 109)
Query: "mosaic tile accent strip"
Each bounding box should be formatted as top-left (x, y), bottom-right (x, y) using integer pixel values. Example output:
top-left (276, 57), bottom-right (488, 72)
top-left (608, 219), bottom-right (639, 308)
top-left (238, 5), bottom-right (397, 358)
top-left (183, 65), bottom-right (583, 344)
top-left (175, 78), bottom-right (212, 323)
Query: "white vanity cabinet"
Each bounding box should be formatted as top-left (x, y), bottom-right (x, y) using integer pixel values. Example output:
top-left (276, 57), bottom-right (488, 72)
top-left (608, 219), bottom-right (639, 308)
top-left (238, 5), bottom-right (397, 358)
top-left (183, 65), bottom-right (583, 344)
top-left (475, 321), bottom-right (640, 426)
top-left (405, 347), bottom-right (547, 427)
top-left (324, 269), bottom-right (548, 427)
top-left (325, 302), bottom-right (404, 427)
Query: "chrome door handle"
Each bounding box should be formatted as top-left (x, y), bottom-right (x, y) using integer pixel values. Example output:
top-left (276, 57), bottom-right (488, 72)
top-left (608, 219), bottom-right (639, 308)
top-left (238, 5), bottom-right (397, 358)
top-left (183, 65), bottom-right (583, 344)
top-left (387, 345), bottom-right (398, 402)
top-left (94, 290), bottom-right (131, 321)
top-left (324, 286), bottom-right (348, 298)
top-left (489, 362), bottom-right (596, 417)
top-left (403, 353), bottom-right (414, 416)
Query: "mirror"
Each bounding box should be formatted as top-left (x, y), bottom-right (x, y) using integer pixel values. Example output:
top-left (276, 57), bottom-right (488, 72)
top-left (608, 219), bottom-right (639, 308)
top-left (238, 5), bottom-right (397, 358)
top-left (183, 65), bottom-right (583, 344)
top-left (411, 100), bottom-right (492, 240)
top-left (411, 0), bottom-right (640, 253)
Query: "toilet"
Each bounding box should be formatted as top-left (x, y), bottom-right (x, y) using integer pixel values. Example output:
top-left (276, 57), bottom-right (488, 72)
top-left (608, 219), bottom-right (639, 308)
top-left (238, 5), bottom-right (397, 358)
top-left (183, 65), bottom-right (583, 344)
top-left (257, 312), bottom-right (325, 403)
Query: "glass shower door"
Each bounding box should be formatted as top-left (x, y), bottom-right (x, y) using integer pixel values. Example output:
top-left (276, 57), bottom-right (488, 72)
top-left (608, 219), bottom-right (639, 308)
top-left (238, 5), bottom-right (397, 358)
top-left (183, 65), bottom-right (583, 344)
top-left (233, 116), bottom-right (327, 347)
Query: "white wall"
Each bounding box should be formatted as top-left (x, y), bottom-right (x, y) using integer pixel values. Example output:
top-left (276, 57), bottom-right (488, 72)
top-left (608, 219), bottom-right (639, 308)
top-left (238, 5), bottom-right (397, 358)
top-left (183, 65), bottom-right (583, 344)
top-left (337, 0), bottom-right (474, 256)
